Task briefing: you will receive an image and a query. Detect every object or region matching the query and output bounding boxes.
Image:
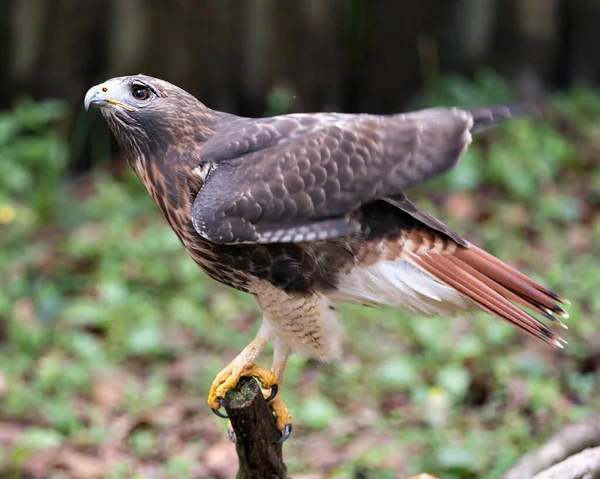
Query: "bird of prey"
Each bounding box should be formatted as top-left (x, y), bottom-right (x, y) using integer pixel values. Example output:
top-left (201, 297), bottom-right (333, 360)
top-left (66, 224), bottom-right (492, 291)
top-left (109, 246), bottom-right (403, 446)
top-left (85, 75), bottom-right (568, 442)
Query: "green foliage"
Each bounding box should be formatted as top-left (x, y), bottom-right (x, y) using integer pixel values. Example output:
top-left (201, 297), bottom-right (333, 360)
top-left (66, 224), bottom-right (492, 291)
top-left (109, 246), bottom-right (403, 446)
top-left (1, 76), bottom-right (600, 478)
top-left (416, 69), bottom-right (584, 227)
top-left (264, 84), bottom-right (296, 116)
top-left (0, 98), bottom-right (69, 222)
top-left (418, 69), bottom-right (514, 107)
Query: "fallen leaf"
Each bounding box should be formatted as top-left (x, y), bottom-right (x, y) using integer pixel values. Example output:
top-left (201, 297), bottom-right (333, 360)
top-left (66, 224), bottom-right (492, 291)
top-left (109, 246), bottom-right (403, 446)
top-left (92, 372), bottom-right (126, 411)
top-left (203, 439), bottom-right (237, 477)
top-left (58, 449), bottom-right (106, 479)
top-left (12, 298), bottom-right (40, 328)
top-left (23, 448), bottom-right (60, 478)
top-left (0, 421), bottom-right (24, 446)
top-left (0, 372), bottom-right (6, 398)
top-left (444, 193), bottom-right (478, 221)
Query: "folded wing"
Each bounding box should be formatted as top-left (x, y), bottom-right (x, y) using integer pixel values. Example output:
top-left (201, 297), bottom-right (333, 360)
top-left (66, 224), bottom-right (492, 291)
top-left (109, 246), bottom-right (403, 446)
top-left (192, 105), bottom-right (528, 244)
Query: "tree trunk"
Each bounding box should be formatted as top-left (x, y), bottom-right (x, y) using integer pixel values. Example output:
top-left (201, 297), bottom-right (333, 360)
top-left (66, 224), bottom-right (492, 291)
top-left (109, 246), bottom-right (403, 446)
top-left (223, 377), bottom-right (290, 479)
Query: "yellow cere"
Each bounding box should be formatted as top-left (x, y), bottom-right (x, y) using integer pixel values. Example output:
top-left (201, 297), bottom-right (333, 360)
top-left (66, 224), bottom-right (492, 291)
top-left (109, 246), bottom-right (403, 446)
top-left (107, 99), bottom-right (136, 112)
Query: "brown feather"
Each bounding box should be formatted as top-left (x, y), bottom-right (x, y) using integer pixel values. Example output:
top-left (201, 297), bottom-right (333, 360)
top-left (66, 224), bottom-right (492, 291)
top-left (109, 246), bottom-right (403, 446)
top-left (87, 75), bottom-right (567, 353)
top-left (445, 254), bottom-right (566, 327)
top-left (406, 241), bottom-right (566, 347)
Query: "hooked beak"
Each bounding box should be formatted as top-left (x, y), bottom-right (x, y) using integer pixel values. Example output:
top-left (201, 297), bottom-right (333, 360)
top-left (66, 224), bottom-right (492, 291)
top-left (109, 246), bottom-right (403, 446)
top-left (84, 84), bottom-right (136, 112)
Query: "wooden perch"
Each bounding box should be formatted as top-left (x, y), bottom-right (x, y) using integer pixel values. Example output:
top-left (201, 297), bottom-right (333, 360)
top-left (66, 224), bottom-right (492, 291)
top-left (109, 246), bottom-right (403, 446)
top-left (532, 447), bottom-right (600, 479)
top-left (504, 416), bottom-right (600, 479)
top-left (222, 377), bottom-right (290, 479)
top-left (220, 382), bottom-right (600, 479)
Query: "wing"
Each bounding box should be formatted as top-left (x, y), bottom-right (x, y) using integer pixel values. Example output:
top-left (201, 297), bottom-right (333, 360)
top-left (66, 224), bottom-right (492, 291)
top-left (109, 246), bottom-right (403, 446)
top-left (381, 193), bottom-right (469, 247)
top-left (192, 105), bottom-right (527, 244)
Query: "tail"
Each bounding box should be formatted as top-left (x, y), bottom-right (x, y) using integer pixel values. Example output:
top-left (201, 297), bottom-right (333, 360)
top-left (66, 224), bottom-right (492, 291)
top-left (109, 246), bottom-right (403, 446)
top-left (468, 103), bottom-right (539, 134)
top-left (411, 243), bottom-right (568, 348)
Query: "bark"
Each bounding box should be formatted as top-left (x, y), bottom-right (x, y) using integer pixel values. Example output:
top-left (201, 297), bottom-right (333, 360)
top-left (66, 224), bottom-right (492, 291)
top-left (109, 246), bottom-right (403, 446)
top-left (504, 416), bottom-right (600, 479)
top-left (532, 447), bottom-right (600, 479)
top-left (222, 377), bottom-right (290, 479)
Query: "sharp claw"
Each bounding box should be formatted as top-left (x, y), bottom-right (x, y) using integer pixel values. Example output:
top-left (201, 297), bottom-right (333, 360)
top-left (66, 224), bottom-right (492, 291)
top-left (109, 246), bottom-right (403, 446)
top-left (275, 423), bottom-right (292, 444)
top-left (211, 407), bottom-right (228, 418)
top-left (228, 426), bottom-right (237, 443)
top-left (265, 383), bottom-right (278, 402)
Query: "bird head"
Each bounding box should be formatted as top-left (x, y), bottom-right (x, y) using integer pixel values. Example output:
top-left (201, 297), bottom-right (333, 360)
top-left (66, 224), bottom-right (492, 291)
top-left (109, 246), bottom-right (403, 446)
top-left (85, 75), bottom-right (158, 113)
top-left (84, 75), bottom-right (217, 159)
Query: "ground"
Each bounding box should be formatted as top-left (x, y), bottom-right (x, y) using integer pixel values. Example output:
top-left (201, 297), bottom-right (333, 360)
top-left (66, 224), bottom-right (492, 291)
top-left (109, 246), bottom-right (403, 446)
top-left (0, 75), bottom-right (599, 478)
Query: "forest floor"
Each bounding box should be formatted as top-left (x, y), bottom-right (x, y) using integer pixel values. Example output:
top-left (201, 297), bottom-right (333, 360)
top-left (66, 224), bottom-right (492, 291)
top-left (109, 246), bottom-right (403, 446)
top-left (1, 76), bottom-right (600, 478)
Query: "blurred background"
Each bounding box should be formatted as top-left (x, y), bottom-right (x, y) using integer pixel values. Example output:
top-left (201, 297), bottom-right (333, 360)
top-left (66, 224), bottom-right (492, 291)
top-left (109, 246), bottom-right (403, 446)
top-left (1, 1), bottom-right (600, 478)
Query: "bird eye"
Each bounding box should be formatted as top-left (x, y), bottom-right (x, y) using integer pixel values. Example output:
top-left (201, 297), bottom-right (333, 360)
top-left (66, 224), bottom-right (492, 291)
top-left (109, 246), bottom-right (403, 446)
top-left (131, 85), bottom-right (151, 101)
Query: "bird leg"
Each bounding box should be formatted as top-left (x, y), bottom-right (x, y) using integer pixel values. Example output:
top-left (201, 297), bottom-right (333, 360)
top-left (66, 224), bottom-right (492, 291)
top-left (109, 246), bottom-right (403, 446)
top-left (268, 339), bottom-right (293, 443)
top-left (207, 333), bottom-right (276, 414)
top-left (211, 332), bottom-right (294, 443)
top-left (227, 339), bottom-right (293, 443)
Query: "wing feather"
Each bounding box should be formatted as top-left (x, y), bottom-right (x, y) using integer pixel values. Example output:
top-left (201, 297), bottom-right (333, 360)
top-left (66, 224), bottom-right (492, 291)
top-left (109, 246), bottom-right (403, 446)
top-left (382, 193), bottom-right (469, 247)
top-left (193, 106), bottom-right (529, 244)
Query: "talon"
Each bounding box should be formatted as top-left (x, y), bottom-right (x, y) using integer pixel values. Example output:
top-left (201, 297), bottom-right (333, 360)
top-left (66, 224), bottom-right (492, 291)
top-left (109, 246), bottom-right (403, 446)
top-left (211, 407), bottom-right (228, 419)
top-left (205, 336), bottom-right (292, 442)
top-left (268, 394), bottom-right (293, 442)
top-left (275, 423), bottom-right (292, 444)
top-left (208, 362), bottom-right (276, 411)
top-left (264, 383), bottom-right (278, 402)
top-left (227, 422), bottom-right (237, 443)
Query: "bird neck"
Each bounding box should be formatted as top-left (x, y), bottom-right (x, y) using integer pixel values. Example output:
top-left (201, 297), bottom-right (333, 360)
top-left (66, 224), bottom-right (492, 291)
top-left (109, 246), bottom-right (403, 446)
top-left (131, 150), bottom-right (200, 242)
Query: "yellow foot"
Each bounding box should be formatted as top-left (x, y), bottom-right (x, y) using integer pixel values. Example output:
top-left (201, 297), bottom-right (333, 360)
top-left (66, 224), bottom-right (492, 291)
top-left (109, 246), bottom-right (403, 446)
top-left (225, 393), bottom-right (293, 444)
top-left (269, 394), bottom-right (293, 444)
top-left (207, 362), bottom-right (276, 412)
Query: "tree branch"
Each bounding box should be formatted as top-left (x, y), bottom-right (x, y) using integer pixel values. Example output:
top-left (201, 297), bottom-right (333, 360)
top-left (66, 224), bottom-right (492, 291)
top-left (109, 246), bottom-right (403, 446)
top-left (532, 447), bottom-right (600, 479)
top-left (504, 416), bottom-right (600, 479)
top-left (223, 377), bottom-right (290, 479)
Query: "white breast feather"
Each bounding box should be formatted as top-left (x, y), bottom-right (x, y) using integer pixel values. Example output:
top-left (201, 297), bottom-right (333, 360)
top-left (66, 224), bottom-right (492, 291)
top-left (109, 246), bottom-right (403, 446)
top-left (255, 280), bottom-right (343, 361)
top-left (333, 259), bottom-right (472, 316)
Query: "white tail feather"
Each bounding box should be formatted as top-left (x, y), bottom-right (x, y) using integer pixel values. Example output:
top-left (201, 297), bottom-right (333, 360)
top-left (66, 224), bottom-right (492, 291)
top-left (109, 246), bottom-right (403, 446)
top-left (333, 259), bottom-right (472, 316)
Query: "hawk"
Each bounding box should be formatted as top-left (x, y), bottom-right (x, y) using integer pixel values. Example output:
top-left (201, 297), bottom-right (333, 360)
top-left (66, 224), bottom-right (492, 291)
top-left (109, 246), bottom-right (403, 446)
top-left (85, 75), bottom-right (568, 442)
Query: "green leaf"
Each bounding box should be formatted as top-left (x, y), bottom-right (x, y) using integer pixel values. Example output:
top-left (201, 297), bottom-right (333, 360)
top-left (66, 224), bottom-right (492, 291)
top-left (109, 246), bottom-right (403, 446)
top-left (437, 366), bottom-right (470, 399)
top-left (377, 357), bottom-right (419, 388)
top-left (125, 324), bottom-right (164, 356)
top-left (17, 428), bottom-right (63, 450)
top-left (297, 396), bottom-right (340, 429)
